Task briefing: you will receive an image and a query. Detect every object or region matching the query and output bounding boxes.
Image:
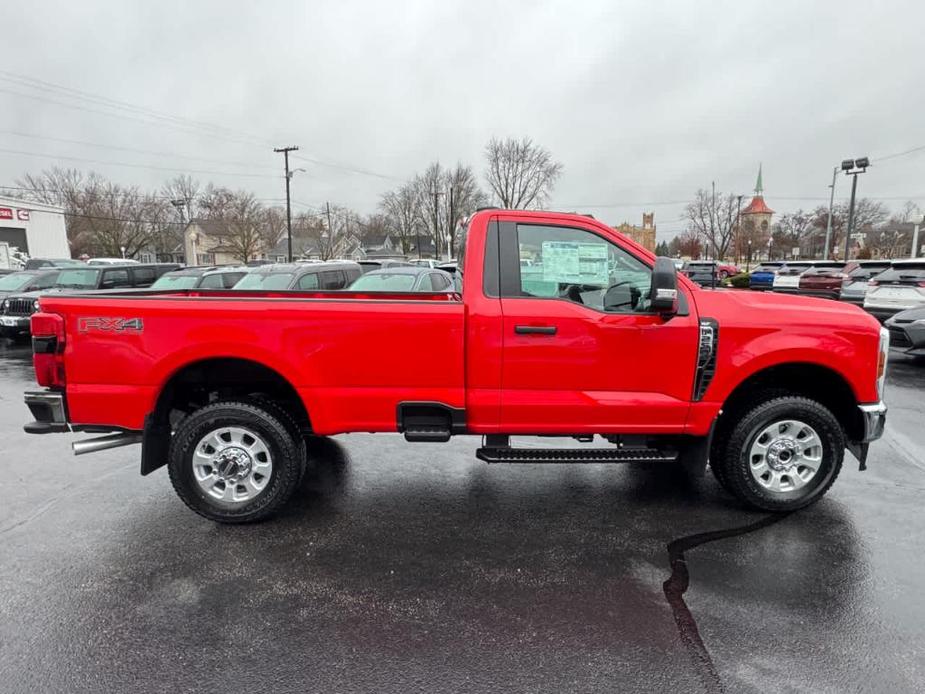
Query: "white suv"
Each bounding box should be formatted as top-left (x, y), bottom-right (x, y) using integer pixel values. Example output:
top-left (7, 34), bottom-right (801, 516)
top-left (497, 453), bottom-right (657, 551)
top-left (863, 259), bottom-right (925, 320)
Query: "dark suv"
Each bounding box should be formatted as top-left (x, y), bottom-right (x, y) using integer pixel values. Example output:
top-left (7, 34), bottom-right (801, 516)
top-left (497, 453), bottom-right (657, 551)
top-left (0, 263), bottom-right (179, 338)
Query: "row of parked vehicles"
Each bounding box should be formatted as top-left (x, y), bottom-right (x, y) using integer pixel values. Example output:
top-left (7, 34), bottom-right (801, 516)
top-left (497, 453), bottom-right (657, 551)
top-left (0, 258), bottom-right (460, 339)
top-left (680, 258), bottom-right (925, 357)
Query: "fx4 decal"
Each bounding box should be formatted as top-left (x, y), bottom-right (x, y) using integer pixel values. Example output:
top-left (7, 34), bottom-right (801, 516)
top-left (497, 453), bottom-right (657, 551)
top-left (78, 317), bottom-right (144, 333)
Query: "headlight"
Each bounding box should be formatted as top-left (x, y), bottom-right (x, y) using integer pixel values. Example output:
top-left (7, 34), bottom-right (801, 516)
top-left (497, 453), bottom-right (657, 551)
top-left (914, 319), bottom-right (925, 326)
top-left (32, 299), bottom-right (40, 312)
top-left (1, 299), bottom-right (7, 312)
top-left (877, 326), bottom-right (889, 400)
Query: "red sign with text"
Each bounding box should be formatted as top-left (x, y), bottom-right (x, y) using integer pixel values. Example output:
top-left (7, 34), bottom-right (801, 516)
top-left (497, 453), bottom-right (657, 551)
top-left (0, 208), bottom-right (12, 220)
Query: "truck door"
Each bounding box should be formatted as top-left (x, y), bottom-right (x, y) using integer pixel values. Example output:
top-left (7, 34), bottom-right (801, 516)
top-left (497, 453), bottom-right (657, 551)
top-left (497, 217), bottom-right (700, 434)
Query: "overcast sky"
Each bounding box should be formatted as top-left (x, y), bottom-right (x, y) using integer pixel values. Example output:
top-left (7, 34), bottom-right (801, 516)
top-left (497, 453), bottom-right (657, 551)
top-left (1, 0), bottom-right (923, 239)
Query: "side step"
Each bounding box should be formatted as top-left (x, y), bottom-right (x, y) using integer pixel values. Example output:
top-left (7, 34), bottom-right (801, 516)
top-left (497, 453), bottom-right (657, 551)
top-left (476, 447), bottom-right (678, 464)
top-left (403, 426), bottom-right (451, 443)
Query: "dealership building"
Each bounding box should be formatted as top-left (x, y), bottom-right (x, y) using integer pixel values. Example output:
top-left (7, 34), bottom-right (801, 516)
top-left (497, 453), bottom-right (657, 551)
top-left (0, 195), bottom-right (70, 261)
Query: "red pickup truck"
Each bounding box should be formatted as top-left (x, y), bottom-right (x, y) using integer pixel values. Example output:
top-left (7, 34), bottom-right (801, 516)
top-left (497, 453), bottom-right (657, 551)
top-left (23, 210), bottom-right (889, 523)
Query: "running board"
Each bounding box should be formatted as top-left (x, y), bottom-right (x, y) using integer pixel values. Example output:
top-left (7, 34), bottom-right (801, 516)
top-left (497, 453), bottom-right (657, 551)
top-left (476, 447), bottom-right (678, 464)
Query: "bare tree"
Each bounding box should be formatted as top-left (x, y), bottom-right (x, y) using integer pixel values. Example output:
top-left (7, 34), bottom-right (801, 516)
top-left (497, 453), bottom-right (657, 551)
top-left (810, 199), bottom-right (888, 258)
top-left (484, 136), bottom-right (562, 209)
top-left (381, 181), bottom-right (422, 255)
top-left (684, 188), bottom-right (739, 260)
top-left (443, 163), bottom-right (487, 257)
top-left (223, 192), bottom-right (264, 262)
top-left (260, 206), bottom-right (288, 251)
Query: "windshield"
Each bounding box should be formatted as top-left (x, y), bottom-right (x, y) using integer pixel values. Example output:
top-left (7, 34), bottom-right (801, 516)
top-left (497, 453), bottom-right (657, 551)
top-left (53, 269), bottom-right (101, 288)
top-left (233, 272), bottom-right (294, 290)
top-left (753, 265), bottom-right (778, 273)
top-left (151, 274), bottom-right (200, 289)
top-left (349, 273), bottom-right (417, 291)
top-left (875, 267), bottom-right (925, 282)
top-left (0, 273), bottom-right (37, 291)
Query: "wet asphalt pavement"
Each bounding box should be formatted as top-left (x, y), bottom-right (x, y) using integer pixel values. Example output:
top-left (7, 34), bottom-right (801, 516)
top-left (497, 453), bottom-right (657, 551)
top-left (0, 342), bottom-right (924, 693)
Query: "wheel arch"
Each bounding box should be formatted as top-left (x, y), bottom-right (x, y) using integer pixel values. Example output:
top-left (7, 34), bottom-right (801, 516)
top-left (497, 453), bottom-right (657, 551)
top-left (717, 361), bottom-right (864, 443)
top-left (141, 356), bottom-right (311, 476)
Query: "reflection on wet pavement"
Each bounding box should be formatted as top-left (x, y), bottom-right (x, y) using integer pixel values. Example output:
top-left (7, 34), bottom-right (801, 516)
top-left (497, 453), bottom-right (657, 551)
top-left (0, 339), bottom-right (923, 692)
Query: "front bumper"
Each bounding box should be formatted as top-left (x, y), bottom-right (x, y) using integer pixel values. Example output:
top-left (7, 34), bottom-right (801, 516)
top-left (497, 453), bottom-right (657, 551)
top-left (23, 390), bottom-right (70, 433)
top-left (857, 402), bottom-right (887, 443)
top-left (885, 320), bottom-right (925, 355)
top-left (0, 315), bottom-right (31, 336)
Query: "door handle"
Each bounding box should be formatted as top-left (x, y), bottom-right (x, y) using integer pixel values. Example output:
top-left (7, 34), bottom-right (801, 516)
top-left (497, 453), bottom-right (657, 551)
top-left (514, 325), bottom-right (557, 335)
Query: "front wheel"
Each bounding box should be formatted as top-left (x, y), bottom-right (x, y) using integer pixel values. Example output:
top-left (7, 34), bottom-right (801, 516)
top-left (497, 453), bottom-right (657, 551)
top-left (713, 396), bottom-right (845, 512)
top-left (168, 400), bottom-right (305, 523)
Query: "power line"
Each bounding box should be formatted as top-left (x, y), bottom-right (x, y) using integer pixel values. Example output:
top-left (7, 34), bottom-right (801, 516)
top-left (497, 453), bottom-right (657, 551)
top-left (0, 147), bottom-right (281, 178)
top-left (0, 71), bottom-right (405, 181)
top-left (873, 144), bottom-right (925, 163)
top-left (0, 71), bottom-right (271, 146)
top-left (0, 129), bottom-right (278, 170)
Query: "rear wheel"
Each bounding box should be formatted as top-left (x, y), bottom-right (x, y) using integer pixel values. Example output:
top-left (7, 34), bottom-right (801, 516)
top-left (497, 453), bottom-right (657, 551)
top-left (713, 396), bottom-right (844, 511)
top-left (168, 400), bottom-right (305, 523)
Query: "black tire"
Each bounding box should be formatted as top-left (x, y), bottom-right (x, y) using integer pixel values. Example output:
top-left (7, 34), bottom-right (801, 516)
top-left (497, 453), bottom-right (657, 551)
top-left (713, 396), bottom-right (845, 512)
top-left (168, 399), bottom-right (305, 523)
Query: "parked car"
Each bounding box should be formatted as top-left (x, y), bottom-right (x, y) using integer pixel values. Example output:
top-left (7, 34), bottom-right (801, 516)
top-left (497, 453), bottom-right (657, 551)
top-left (23, 209), bottom-right (887, 523)
top-left (839, 260), bottom-right (892, 306)
top-left (87, 258), bottom-right (140, 265)
top-left (884, 307), bottom-right (925, 356)
top-left (0, 263), bottom-right (179, 337)
top-left (232, 261), bottom-right (362, 291)
top-left (682, 261), bottom-right (719, 287)
top-left (0, 270), bottom-right (61, 301)
top-left (796, 262), bottom-right (849, 300)
top-left (771, 261), bottom-right (814, 294)
top-left (151, 266), bottom-right (250, 290)
top-left (348, 266), bottom-right (455, 292)
top-left (408, 259), bottom-right (440, 269)
top-left (863, 259), bottom-right (925, 320)
top-left (357, 259), bottom-right (413, 274)
top-left (748, 261), bottom-right (784, 290)
top-left (23, 258), bottom-right (85, 270)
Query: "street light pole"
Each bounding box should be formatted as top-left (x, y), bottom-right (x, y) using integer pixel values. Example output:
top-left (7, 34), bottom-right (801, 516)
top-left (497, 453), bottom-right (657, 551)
top-left (823, 167), bottom-right (837, 259)
top-left (841, 157), bottom-right (869, 261)
top-left (274, 145), bottom-right (300, 262)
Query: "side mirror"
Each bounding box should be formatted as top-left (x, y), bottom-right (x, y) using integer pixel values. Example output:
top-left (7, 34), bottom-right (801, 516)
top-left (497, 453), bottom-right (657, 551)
top-left (649, 256), bottom-right (679, 315)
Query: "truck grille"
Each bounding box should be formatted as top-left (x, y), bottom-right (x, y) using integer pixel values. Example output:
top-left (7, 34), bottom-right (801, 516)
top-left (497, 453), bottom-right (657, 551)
top-left (5, 298), bottom-right (35, 316)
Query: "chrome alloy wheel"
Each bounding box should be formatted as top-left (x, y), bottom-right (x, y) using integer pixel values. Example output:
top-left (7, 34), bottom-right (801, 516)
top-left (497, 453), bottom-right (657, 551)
top-left (192, 426), bottom-right (273, 503)
top-left (748, 419), bottom-right (823, 493)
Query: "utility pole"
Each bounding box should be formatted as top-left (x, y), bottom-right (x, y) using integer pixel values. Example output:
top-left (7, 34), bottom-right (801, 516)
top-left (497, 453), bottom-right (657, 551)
top-left (274, 145), bottom-right (299, 262)
top-left (170, 199), bottom-right (187, 264)
top-left (823, 167), bottom-right (837, 259)
top-left (734, 194), bottom-right (744, 270)
top-left (447, 186), bottom-right (455, 260)
top-left (325, 202), bottom-right (334, 260)
top-left (913, 217), bottom-right (922, 259)
top-left (431, 188), bottom-right (444, 260)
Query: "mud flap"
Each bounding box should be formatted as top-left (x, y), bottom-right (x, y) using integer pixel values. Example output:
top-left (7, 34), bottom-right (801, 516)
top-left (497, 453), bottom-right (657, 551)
top-left (140, 414), bottom-right (170, 476)
top-left (847, 441), bottom-right (869, 471)
top-left (676, 417), bottom-right (718, 478)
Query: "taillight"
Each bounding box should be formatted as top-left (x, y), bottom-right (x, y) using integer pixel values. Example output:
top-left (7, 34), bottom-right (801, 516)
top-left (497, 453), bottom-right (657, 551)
top-left (31, 312), bottom-right (66, 388)
top-left (867, 279), bottom-right (879, 287)
top-left (917, 281), bottom-right (925, 288)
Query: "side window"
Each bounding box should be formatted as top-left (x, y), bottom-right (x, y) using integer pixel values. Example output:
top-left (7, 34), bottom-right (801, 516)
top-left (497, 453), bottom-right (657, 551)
top-left (198, 273), bottom-right (224, 289)
top-left (131, 267), bottom-right (156, 286)
top-left (345, 268), bottom-right (361, 285)
top-left (430, 273), bottom-right (450, 290)
top-left (223, 272), bottom-right (246, 288)
top-left (418, 273), bottom-right (435, 291)
top-left (320, 270), bottom-right (344, 289)
top-left (515, 224), bottom-right (652, 313)
top-left (33, 275), bottom-right (58, 290)
top-left (101, 269), bottom-right (131, 288)
top-left (298, 272), bottom-right (320, 290)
